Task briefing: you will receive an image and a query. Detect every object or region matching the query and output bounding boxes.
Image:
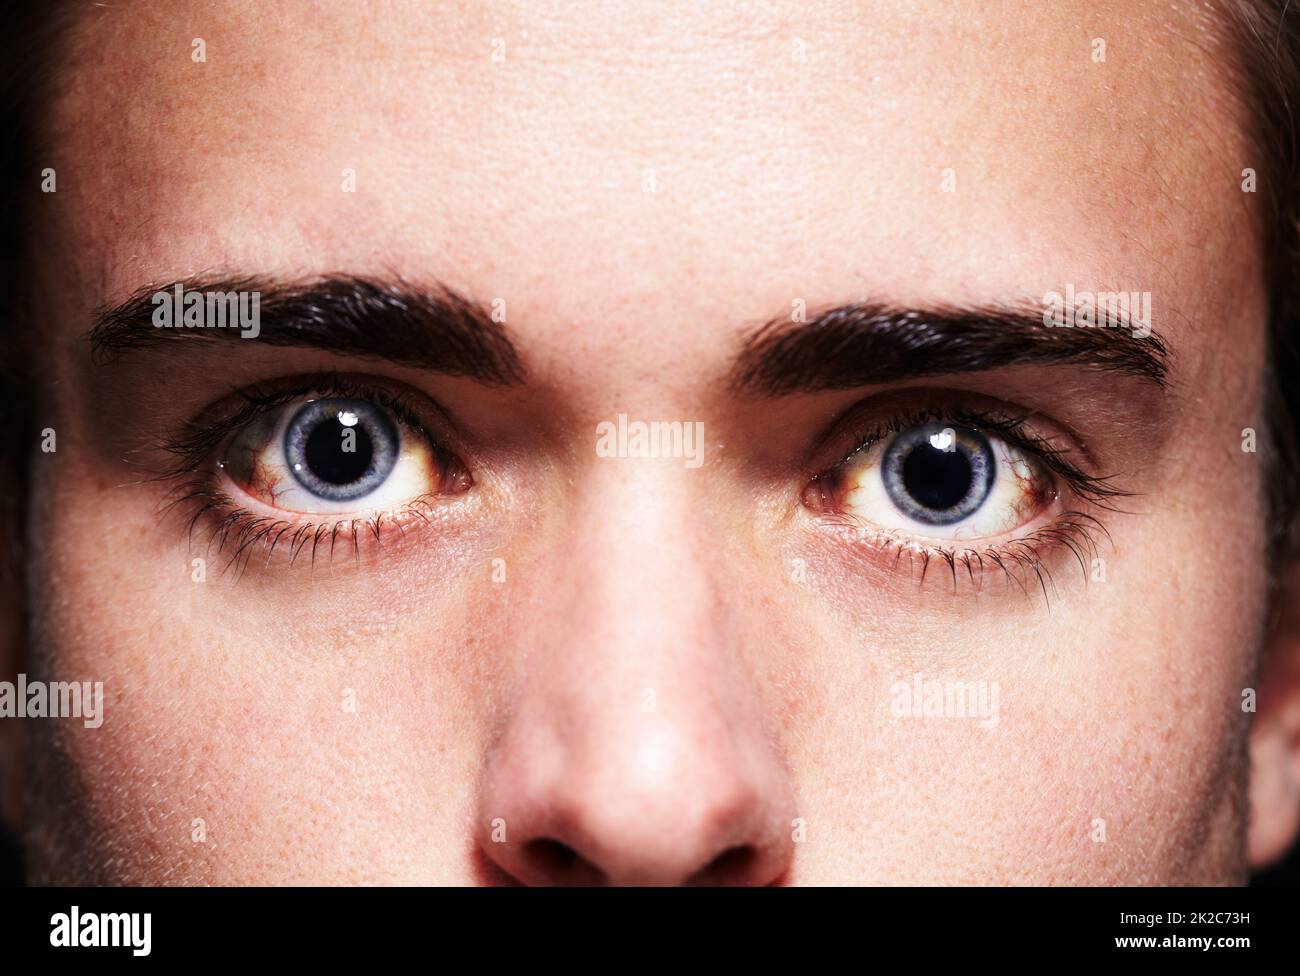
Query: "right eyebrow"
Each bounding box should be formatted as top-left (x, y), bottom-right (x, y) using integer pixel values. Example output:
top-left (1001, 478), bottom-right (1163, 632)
top-left (730, 301), bottom-right (1171, 397)
top-left (86, 274), bottom-right (526, 386)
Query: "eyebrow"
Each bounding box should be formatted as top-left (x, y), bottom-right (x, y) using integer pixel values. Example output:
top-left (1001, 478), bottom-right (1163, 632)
top-left (86, 274), bottom-right (526, 385)
top-left (730, 303), bottom-right (1170, 396)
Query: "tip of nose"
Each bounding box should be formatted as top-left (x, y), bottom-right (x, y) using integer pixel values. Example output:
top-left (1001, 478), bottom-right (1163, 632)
top-left (476, 711), bottom-right (796, 885)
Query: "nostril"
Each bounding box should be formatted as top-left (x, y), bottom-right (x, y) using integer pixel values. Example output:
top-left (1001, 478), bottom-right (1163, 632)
top-left (525, 837), bottom-right (578, 870)
top-left (522, 838), bottom-right (606, 885)
top-left (690, 844), bottom-right (759, 885)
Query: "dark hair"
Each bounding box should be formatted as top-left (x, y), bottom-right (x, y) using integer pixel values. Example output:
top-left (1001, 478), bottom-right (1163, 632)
top-left (1221, 0), bottom-right (1300, 562)
top-left (0, 1), bottom-right (74, 584)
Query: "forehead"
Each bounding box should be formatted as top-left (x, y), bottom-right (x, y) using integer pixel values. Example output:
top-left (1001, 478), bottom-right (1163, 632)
top-left (48, 0), bottom-right (1254, 367)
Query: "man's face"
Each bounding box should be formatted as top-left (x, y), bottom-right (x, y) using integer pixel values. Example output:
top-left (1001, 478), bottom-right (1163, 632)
top-left (24, 0), bottom-right (1278, 883)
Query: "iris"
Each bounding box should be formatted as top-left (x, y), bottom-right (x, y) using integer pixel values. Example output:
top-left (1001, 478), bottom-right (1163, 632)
top-left (283, 398), bottom-right (399, 502)
top-left (881, 422), bottom-right (995, 526)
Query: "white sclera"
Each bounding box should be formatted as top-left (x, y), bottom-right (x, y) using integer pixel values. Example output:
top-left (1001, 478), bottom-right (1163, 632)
top-left (224, 398), bottom-right (437, 516)
top-left (841, 433), bottom-right (1046, 541)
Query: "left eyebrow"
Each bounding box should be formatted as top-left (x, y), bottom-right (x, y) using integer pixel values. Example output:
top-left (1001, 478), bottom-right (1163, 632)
top-left (85, 274), bottom-right (526, 386)
top-left (730, 302), bottom-right (1170, 397)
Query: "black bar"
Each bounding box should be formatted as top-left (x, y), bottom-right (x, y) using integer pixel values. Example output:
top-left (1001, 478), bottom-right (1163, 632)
top-left (0, 886), bottom-right (1290, 965)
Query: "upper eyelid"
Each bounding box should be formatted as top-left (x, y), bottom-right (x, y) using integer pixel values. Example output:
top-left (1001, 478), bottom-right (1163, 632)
top-left (158, 372), bottom-right (447, 476)
top-left (803, 382), bottom-right (1129, 472)
top-left (814, 399), bottom-right (1132, 512)
top-left (820, 401), bottom-right (1045, 471)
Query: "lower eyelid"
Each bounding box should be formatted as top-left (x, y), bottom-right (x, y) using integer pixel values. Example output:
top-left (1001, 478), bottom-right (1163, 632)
top-left (807, 503), bottom-right (1109, 597)
top-left (164, 476), bottom-right (458, 575)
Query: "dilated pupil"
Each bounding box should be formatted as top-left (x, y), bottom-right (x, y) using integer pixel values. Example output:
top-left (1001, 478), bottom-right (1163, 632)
top-left (305, 417), bottom-right (374, 485)
top-left (902, 442), bottom-right (973, 511)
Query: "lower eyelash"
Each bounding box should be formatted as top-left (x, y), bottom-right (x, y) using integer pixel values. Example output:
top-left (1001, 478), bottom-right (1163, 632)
top-left (820, 509), bottom-right (1112, 604)
top-left (160, 476), bottom-right (441, 577)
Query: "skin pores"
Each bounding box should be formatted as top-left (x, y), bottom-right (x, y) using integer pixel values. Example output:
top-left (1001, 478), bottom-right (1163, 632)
top-left (20, 0), bottom-right (1278, 883)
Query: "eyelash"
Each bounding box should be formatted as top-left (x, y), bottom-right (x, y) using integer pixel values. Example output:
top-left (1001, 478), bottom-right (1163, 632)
top-left (156, 380), bottom-right (1127, 594)
top-left (156, 372), bottom-right (450, 575)
top-left (810, 404), bottom-right (1129, 600)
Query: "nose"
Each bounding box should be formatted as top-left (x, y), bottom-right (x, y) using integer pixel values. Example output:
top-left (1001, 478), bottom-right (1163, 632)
top-left (474, 463), bottom-right (796, 886)
top-left (477, 701), bottom-right (794, 885)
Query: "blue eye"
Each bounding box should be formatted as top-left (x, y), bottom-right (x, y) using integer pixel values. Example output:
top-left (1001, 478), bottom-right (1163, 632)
top-left (881, 422), bottom-right (995, 526)
top-left (283, 398), bottom-right (400, 502)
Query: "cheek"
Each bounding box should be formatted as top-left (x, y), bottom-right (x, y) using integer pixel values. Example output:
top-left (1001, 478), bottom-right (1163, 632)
top-left (776, 461), bottom-right (1266, 884)
top-left (780, 619), bottom-right (1257, 883)
top-left (26, 454), bottom-right (503, 883)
